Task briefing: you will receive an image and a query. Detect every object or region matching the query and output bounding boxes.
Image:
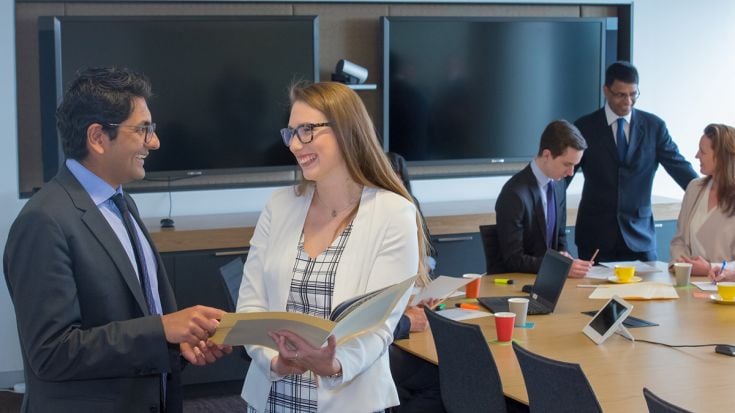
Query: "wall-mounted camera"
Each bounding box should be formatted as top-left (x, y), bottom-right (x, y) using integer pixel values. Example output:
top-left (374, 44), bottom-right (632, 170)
top-left (331, 59), bottom-right (368, 84)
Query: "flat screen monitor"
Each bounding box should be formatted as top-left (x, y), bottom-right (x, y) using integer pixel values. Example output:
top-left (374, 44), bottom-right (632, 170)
top-left (39, 15), bottom-right (319, 182)
top-left (382, 17), bottom-right (606, 164)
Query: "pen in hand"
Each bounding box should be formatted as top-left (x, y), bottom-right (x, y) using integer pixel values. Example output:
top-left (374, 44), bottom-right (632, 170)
top-left (589, 248), bottom-right (600, 264)
top-left (714, 260), bottom-right (727, 284)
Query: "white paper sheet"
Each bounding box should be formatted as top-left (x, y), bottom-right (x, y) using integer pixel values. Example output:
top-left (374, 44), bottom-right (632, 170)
top-left (435, 308), bottom-right (493, 321)
top-left (599, 260), bottom-right (660, 274)
top-left (411, 275), bottom-right (475, 305)
top-left (692, 281), bottom-right (718, 291)
top-left (585, 266), bottom-right (614, 279)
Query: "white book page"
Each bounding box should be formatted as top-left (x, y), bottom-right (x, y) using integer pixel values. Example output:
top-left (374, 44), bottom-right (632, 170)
top-left (411, 275), bottom-right (475, 305)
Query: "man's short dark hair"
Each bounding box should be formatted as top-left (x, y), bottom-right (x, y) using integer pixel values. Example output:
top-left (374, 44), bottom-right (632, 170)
top-left (605, 61), bottom-right (639, 87)
top-left (56, 67), bottom-right (152, 161)
top-left (537, 119), bottom-right (587, 158)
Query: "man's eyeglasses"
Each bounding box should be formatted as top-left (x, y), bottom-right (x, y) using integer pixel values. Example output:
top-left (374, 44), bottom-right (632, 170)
top-left (609, 89), bottom-right (640, 101)
top-left (107, 123), bottom-right (157, 144)
top-left (280, 122), bottom-right (331, 146)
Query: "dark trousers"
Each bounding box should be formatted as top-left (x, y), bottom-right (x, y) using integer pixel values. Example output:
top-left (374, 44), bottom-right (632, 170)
top-left (389, 346), bottom-right (445, 413)
top-left (579, 225), bottom-right (656, 264)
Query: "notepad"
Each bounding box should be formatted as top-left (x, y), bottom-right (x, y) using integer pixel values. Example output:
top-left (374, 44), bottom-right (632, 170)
top-left (691, 281), bottom-right (718, 292)
top-left (588, 282), bottom-right (679, 300)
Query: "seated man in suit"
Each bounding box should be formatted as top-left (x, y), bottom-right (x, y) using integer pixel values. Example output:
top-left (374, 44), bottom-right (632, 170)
top-left (494, 120), bottom-right (591, 277)
top-left (4, 67), bottom-right (230, 412)
top-left (573, 61), bottom-right (697, 262)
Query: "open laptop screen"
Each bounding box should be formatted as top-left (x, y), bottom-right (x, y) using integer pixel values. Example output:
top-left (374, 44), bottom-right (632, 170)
top-left (531, 249), bottom-right (573, 310)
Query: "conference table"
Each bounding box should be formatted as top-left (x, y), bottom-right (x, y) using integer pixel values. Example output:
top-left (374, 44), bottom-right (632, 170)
top-left (394, 265), bottom-right (735, 412)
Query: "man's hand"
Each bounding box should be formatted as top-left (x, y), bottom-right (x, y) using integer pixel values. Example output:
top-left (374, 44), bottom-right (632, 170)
top-left (161, 305), bottom-right (225, 346)
top-left (568, 259), bottom-right (592, 278)
top-left (180, 341), bottom-right (233, 366)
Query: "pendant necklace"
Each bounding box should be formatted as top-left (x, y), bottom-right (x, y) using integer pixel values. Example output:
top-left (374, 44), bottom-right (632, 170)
top-left (315, 188), bottom-right (362, 218)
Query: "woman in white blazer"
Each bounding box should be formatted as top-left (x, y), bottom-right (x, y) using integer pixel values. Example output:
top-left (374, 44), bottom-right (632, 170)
top-left (237, 81), bottom-right (430, 412)
top-left (670, 123), bottom-right (735, 281)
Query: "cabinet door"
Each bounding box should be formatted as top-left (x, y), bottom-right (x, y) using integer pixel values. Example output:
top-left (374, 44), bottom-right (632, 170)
top-left (431, 232), bottom-right (485, 277)
top-left (655, 220), bottom-right (677, 262)
top-left (163, 249), bottom-right (250, 387)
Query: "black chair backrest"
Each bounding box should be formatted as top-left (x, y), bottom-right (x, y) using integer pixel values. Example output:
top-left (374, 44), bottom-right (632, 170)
top-left (512, 341), bottom-right (602, 413)
top-left (218, 256), bottom-right (244, 312)
top-left (643, 388), bottom-right (693, 413)
top-left (479, 224), bottom-right (503, 274)
top-left (424, 308), bottom-right (507, 413)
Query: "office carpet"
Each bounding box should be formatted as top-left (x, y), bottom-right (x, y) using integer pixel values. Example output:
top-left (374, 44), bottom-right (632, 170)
top-left (0, 389), bottom-right (247, 413)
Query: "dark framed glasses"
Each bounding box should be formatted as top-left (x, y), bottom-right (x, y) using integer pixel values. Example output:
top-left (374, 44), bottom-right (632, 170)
top-left (280, 122), bottom-right (331, 146)
top-left (107, 122), bottom-right (157, 143)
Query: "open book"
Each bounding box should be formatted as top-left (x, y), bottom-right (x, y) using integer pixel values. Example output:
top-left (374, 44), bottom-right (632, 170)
top-left (210, 276), bottom-right (416, 350)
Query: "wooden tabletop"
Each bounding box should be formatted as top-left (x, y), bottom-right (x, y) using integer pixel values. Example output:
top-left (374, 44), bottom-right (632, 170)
top-left (394, 268), bottom-right (735, 412)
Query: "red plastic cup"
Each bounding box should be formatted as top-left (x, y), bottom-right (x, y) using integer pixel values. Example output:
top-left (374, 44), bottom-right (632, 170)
top-left (463, 274), bottom-right (482, 298)
top-left (494, 312), bottom-right (516, 342)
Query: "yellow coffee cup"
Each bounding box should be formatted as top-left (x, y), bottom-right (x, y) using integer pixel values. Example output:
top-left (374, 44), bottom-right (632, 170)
top-left (717, 282), bottom-right (735, 301)
top-left (614, 265), bottom-right (635, 283)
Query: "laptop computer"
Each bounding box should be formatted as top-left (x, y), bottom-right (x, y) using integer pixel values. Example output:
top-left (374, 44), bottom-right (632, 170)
top-left (478, 249), bottom-right (572, 315)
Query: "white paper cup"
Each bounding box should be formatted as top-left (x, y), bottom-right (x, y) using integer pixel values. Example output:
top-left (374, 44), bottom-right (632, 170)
top-left (508, 297), bottom-right (529, 327)
top-left (673, 263), bottom-right (692, 287)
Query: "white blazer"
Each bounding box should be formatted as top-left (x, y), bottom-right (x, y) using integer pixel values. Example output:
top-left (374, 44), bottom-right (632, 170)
top-left (237, 185), bottom-right (419, 412)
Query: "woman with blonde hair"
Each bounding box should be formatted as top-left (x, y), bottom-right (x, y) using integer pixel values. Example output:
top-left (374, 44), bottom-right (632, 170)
top-left (670, 123), bottom-right (735, 281)
top-left (237, 81), bottom-right (429, 412)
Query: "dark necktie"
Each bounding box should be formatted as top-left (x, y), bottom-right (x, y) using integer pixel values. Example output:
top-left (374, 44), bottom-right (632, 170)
top-left (111, 193), bottom-right (159, 315)
top-left (546, 181), bottom-right (556, 248)
top-left (616, 117), bottom-right (628, 162)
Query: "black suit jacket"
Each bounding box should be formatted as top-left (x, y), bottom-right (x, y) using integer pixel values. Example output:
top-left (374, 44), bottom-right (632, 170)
top-left (573, 108), bottom-right (697, 257)
top-left (494, 164), bottom-right (567, 274)
top-left (3, 166), bottom-right (183, 413)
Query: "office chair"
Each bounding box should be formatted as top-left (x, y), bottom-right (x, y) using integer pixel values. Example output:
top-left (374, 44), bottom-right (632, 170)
top-left (479, 224), bottom-right (504, 274)
top-left (424, 308), bottom-right (508, 413)
top-left (218, 256), bottom-right (244, 312)
top-left (512, 342), bottom-right (602, 413)
top-left (643, 388), bottom-right (693, 413)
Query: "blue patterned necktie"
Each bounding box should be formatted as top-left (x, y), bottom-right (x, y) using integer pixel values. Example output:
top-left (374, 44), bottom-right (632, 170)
top-left (616, 117), bottom-right (628, 162)
top-left (546, 181), bottom-right (556, 248)
top-left (111, 193), bottom-right (159, 316)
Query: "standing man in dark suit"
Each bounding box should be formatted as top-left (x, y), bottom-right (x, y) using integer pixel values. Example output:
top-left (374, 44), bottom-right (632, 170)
top-left (495, 120), bottom-right (591, 277)
top-left (573, 61), bottom-right (698, 262)
top-left (4, 68), bottom-right (230, 413)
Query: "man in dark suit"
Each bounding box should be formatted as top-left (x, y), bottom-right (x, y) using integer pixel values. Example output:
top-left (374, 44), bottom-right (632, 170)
top-left (4, 68), bottom-right (230, 413)
top-left (494, 120), bottom-right (591, 277)
top-left (573, 61), bottom-right (697, 262)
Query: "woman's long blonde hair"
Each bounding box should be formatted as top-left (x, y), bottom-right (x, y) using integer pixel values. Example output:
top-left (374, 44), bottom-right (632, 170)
top-left (289, 81), bottom-right (430, 285)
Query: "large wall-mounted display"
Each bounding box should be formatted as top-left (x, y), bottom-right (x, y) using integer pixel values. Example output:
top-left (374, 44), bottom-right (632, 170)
top-left (382, 17), bottom-right (612, 165)
top-left (39, 15), bottom-right (319, 184)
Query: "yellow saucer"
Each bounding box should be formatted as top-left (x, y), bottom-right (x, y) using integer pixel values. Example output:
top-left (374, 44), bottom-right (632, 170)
top-left (710, 294), bottom-right (735, 305)
top-left (607, 275), bottom-right (642, 284)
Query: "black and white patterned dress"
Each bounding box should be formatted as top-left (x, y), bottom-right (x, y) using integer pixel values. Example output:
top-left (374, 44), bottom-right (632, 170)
top-left (248, 224), bottom-right (352, 413)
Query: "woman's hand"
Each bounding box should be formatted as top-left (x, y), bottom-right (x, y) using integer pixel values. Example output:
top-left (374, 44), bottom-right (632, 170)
top-left (680, 256), bottom-right (711, 276)
top-left (710, 267), bottom-right (735, 283)
top-left (404, 298), bottom-right (441, 332)
top-left (269, 330), bottom-right (341, 377)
